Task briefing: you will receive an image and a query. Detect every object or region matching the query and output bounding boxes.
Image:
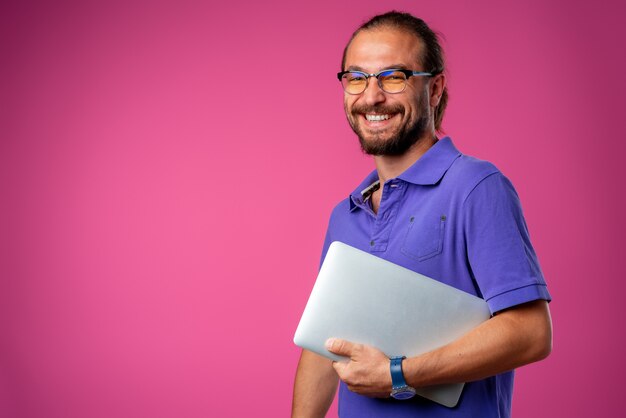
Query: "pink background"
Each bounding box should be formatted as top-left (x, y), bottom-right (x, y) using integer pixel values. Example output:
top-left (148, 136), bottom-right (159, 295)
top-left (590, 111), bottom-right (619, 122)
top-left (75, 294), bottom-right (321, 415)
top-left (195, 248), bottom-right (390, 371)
top-left (1, 0), bottom-right (625, 417)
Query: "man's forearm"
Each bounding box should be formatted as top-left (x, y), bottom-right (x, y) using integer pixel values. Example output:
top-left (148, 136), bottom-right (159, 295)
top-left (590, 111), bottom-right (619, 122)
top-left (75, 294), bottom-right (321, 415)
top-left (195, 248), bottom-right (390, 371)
top-left (292, 349), bottom-right (338, 418)
top-left (403, 300), bottom-right (552, 388)
top-left (326, 300), bottom-right (552, 397)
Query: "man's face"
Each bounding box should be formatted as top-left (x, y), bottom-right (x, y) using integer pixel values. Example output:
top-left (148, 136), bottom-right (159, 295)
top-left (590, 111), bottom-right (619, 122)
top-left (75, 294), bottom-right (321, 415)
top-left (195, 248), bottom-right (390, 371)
top-left (343, 28), bottom-right (433, 156)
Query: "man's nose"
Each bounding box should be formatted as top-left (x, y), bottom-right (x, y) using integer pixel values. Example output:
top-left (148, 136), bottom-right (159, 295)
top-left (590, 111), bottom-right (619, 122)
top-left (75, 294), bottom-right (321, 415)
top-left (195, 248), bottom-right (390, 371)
top-left (361, 77), bottom-right (386, 105)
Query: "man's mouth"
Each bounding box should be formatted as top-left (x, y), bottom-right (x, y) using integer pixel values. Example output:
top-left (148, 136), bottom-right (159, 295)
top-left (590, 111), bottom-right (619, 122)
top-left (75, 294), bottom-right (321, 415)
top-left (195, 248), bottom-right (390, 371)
top-left (365, 114), bottom-right (391, 121)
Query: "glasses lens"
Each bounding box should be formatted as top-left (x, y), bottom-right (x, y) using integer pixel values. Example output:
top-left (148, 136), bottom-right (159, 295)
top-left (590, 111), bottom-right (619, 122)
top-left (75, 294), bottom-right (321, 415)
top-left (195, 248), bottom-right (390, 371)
top-left (379, 70), bottom-right (407, 93)
top-left (342, 72), bottom-right (367, 94)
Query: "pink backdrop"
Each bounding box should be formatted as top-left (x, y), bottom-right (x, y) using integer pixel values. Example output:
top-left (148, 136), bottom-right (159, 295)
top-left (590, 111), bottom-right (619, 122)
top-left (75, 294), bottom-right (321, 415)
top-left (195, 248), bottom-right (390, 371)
top-left (2, 0), bottom-right (625, 417)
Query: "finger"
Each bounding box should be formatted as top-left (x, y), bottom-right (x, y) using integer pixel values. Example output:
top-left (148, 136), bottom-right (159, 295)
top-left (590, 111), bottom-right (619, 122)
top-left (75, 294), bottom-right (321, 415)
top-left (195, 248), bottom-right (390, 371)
top-left (325, 338), bottom-right (357, 357)
top-left (331, 359), bottom-right (345, 375)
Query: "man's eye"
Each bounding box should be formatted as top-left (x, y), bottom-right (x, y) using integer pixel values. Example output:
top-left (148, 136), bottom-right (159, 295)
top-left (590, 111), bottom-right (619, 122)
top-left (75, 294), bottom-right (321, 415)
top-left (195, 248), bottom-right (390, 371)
top-left (348, 75), bottom-right (366, 82)
top-left (381, 71), bottom-right (404, 80)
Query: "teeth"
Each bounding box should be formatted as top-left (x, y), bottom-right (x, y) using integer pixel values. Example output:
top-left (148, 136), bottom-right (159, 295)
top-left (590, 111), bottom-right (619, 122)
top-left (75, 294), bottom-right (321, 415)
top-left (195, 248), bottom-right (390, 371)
top-left (366, 114), bottom-right (391, 121)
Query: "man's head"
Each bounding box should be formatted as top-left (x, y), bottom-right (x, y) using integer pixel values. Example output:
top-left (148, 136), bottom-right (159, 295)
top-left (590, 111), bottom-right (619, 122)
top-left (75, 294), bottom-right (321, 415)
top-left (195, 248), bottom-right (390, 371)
top-left (340, 11), bottom-right (447, 156)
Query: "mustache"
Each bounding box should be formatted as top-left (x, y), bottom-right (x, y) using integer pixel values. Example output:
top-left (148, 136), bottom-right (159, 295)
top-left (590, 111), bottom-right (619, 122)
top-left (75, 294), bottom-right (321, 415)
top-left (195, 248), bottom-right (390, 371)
top-left (351, 104), bottom-right (405, 116)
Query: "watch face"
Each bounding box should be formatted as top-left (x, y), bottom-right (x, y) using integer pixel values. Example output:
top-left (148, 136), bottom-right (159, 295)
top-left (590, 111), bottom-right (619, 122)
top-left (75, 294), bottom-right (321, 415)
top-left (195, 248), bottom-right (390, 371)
top-left (391, 388), bottom-right (416, 400)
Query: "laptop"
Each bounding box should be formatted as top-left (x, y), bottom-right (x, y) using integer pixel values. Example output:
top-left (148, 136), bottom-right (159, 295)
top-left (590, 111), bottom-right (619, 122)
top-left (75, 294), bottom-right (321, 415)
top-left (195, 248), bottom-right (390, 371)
top-left (293, 241), bottom-right (491, 407)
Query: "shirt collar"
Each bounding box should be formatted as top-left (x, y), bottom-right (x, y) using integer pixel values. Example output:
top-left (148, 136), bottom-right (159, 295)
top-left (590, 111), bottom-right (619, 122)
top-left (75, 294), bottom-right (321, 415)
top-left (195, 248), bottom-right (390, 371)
top-left (349, 137), bottom-right (461, 212)
top-left (349, 170), bottom-right (380, 211)
top-left (397, 137), bottom-right (461, 185)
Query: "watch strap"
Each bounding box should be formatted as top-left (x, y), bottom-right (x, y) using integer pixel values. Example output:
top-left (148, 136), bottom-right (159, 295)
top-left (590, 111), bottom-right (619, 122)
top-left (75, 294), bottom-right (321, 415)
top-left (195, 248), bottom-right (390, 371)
top-left (390, 356), bottom-right (408, 389)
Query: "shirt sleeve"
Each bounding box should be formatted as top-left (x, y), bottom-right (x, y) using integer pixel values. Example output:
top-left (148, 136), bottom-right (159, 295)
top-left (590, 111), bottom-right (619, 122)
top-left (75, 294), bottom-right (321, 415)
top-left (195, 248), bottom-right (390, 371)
top-left (463, 172), bottom-right (551, 314)
top-left (319, 225), bottom-right (333, 270)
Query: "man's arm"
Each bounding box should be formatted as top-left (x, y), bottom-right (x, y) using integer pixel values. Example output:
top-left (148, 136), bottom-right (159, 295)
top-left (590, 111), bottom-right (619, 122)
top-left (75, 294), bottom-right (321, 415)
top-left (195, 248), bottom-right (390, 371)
top-left (292, 349), bottom-right (339, 418)
top-left (327, 299), bottom-right (552, 397)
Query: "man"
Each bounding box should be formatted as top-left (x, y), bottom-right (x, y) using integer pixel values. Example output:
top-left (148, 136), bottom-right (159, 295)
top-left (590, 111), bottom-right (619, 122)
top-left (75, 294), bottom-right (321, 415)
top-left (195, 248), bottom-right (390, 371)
top-left (292, 11), bottom-right (552, 418)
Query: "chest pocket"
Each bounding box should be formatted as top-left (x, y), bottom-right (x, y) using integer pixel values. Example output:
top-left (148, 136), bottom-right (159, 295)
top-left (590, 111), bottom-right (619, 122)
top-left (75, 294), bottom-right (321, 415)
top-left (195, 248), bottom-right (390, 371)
top-left (401, 214), bottom-right (446, 261)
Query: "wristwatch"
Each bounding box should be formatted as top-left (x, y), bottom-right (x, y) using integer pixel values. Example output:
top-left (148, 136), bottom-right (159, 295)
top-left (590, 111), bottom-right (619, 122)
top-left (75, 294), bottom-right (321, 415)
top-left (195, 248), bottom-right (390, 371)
top-left (390, 356), bottom-right (417, 400)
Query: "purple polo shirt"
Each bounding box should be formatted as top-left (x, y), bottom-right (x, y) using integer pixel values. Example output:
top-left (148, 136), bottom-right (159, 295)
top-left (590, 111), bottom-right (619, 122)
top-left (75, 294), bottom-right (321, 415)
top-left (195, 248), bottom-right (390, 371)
top-left (320, 137), bottom-right (551, 418)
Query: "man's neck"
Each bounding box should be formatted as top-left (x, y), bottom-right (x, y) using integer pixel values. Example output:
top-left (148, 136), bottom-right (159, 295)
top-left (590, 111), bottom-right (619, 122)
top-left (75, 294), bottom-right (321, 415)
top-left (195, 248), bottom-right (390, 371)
top-left (373, 136), bottom-right (438, 184)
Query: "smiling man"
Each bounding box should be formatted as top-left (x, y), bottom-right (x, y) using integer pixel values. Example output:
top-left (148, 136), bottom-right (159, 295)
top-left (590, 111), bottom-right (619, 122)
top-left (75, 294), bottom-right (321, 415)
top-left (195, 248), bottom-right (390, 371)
top-left (292, 11), bottom-right (552, 418)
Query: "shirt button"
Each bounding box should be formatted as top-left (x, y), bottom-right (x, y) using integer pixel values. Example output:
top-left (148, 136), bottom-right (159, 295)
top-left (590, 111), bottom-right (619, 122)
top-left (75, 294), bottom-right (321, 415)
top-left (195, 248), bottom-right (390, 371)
top-left (370, 240), bottom-right (375, 246)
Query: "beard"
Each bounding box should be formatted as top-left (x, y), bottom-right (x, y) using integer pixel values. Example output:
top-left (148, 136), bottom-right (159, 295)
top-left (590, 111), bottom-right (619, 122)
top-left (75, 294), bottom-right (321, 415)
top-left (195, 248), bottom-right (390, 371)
top-left (347, 96), bottom-right (430, 156)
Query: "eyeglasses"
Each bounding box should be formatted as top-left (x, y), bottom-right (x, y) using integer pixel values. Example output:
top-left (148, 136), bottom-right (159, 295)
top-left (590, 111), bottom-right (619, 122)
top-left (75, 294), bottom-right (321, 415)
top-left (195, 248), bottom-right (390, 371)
top-left (337, 69), bottom-right (435, 95)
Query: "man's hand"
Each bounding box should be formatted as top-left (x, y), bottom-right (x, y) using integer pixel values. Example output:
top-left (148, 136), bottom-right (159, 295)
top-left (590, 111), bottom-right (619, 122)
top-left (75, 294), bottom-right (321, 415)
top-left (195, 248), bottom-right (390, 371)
top-left (325, 338), bottom-right (392, 398)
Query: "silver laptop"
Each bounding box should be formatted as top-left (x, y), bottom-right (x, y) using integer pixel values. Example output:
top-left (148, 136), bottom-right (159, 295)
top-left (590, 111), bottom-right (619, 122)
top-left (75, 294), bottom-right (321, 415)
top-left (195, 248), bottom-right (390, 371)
top-left (293, 241), bottom-right (491, 407)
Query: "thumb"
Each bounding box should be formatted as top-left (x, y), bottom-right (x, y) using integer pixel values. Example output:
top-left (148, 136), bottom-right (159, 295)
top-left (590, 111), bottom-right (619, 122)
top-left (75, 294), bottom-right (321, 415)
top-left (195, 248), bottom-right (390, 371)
top-left (325, 338), bottom-right (356, 357)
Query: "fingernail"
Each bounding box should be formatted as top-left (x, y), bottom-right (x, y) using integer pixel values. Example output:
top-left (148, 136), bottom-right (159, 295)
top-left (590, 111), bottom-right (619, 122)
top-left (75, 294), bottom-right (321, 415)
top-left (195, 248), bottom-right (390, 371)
top-left (325, 338), bottom-right (334, 349)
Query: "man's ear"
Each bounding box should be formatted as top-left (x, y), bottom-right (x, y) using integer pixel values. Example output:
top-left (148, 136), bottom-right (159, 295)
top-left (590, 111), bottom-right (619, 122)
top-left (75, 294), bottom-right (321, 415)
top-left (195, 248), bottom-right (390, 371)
top-left (430, 73), bottom-right (446, 107)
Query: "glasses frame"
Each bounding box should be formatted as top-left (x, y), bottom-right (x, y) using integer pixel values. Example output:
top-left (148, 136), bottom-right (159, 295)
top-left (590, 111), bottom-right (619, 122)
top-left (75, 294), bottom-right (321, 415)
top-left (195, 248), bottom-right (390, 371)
top-left (337, 68), bottom-right (436, 95)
